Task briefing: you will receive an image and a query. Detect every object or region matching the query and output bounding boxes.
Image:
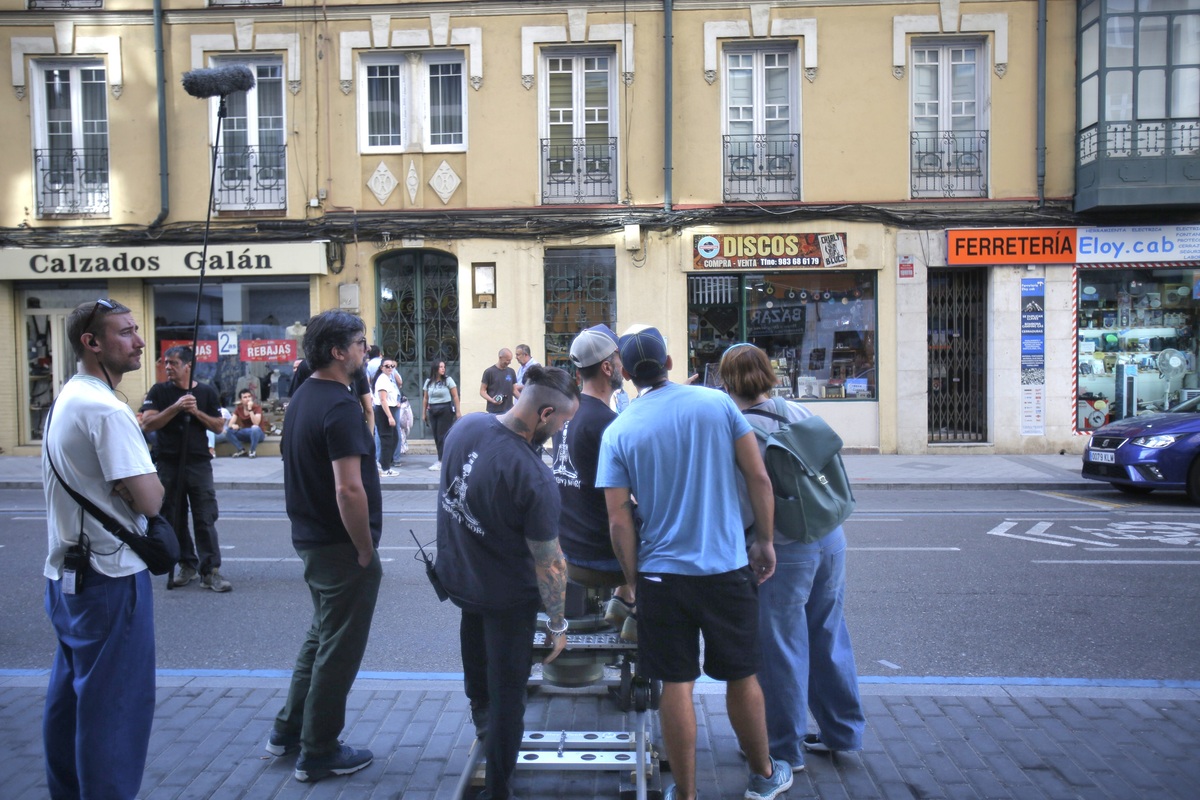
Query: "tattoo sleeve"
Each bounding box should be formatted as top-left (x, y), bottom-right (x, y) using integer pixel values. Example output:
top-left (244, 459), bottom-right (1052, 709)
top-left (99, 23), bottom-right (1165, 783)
top-left (527, 537), bottom-right (567, 622)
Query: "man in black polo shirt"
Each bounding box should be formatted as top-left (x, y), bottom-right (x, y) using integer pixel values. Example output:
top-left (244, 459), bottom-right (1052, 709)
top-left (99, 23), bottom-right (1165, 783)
top-left (435, 364), bottom-right (579, 800)
top-left (140, 345), bottom-right (230, 592)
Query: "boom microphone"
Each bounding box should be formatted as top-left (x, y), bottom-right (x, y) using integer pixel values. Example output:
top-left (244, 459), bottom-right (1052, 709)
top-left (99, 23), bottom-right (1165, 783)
top-left (181, 65), bottom-right (256, 99)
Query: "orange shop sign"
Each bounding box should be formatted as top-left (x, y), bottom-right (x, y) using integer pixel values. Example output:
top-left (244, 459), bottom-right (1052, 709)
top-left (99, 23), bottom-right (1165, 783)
top-left (947, 228), bottom-right (1078, 265)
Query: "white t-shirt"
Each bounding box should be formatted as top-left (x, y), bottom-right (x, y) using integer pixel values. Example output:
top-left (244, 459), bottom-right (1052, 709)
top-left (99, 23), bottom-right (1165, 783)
top-left (43, 374), bottom-right (158, 579)
top-left (373, 372), bottom-right (400, 408)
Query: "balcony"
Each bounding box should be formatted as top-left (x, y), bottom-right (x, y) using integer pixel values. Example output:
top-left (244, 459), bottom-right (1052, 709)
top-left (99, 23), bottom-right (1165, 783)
top-left (541, 138), bottom-right (618, 204)
top-left (910, 130), bottom-right (989, 199)
top-left (34, 148), bottom-right (110, 217)
top-left (29, 0), bottom-right (103, 8)
top-left (213, 144), bottom-right (287, 213)
top-left (723, 134), bottom-right (801, 202)
top-left (1076, 119), bottom-right (1200, 212)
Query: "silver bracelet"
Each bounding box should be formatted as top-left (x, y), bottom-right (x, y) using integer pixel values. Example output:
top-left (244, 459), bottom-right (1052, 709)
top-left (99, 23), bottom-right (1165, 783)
top-left (546, 617), bottom-right (568, 636)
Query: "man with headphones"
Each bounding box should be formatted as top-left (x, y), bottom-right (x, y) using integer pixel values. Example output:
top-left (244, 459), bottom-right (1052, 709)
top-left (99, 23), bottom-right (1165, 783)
top-left (42, 299), bottom-right (165, 797)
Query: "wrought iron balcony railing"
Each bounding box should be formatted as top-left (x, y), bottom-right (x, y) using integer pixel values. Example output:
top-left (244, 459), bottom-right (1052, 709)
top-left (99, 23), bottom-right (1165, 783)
top-left (1078, 119), bottom-right (1199, 165)
top-left (723, 134), bottom-right (801, 201)
top-left (34, 148), bottom-right (110, 216)
top-left (29, 0), bottom-right (103, 8)
top-left (541, 137), bottom-right (618, 204)
top-left (213, 144), bottom-right (287, 212)
top-left (910, 130), bottom-right (989, 198)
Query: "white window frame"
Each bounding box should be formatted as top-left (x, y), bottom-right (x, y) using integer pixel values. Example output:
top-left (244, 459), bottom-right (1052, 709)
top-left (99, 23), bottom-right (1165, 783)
top-left (538, 47), bottom-right (618, 144)
top-left (910, 37), bottom-right (989, 137)
top-left (719, 41), bottom-right (802, 201)
top-left (357, 50), bottom-right (468, 154)
top-left (909, 36), bottom-right (990, 198)
top-left (537, 47), bottom-right (619, 202)
top-left (29, 58), bottom-right (110, 217)
top-left (211, 56), bottom-right (287, 213)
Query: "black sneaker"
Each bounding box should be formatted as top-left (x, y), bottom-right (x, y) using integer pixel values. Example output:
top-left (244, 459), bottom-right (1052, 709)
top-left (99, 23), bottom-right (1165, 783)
top-left (294, 744), bottom-right (373, 783)
top-left (265, 730), bottom-right (300, 757)
top-left (471, 705), bottom-right (488, 740)
top-left (801, 733), bottom-right (832, 753)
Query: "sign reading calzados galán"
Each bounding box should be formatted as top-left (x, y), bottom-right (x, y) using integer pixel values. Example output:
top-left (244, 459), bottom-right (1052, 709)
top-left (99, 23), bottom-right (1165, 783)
top-left (693, 233), bottom-right (849, 270)
top-left (0, 241), bottom-right (328, 280)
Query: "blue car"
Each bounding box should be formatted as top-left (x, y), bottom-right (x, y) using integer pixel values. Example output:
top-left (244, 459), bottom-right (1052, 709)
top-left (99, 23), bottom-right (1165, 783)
top-left (1081, 394), bottom-right (1200, 503)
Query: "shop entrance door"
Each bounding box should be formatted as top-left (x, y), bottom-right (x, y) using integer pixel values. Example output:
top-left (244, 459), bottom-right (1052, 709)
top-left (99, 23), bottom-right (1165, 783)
top-left (376, 250), bottom-right (460, 440)
top-left (21, 288), bottom-right (105, 444)
top-left (927, 268), bottom-right (988, 443)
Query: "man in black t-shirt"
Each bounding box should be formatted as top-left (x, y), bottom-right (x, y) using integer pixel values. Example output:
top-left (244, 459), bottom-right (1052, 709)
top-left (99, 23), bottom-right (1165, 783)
top-left (270, 310), bottom-right (382, 784)
top-left (435, 364), bottom-right (580, 800)
top-left (140, 345), bottom-right (229, 592)
top-left (478, 348), bottom-right (516, 413)
top-left (549, 324), bottom-right (637, 637)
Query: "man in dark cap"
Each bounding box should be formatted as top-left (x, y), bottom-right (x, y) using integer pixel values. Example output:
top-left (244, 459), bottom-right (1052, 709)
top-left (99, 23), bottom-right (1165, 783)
top-left (596, 326), bottom-right (792, 800)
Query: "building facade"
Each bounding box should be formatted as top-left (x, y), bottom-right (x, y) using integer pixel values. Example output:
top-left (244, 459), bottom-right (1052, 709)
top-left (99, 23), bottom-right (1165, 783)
top-left (1, 0), bottom-right (1197, 455)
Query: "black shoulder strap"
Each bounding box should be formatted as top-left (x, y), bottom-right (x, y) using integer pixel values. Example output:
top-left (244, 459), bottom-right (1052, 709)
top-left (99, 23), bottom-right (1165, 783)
top-left (743, 406), bottom-right (789, 425)
top-left (44, 403), bottom-right (127, 537)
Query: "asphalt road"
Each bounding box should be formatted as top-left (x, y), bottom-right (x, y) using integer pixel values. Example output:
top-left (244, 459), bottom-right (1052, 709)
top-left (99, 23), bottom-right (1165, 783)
top-left (3, 487), bottom-right (1198, 682)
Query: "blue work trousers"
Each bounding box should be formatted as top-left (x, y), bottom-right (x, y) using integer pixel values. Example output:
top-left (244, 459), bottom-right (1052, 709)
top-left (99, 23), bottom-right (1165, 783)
top-left (274, 543), bottom-right (382, 758)
top-left (44, 570), bottom-right (156, 800)
top-left (756, 527), bottom-right (865, 767)
top-left (459, 601), bottom-right (539, 800)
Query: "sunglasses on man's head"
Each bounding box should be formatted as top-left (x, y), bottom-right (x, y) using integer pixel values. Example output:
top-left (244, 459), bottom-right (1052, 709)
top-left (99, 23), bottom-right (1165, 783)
top-left (82, 298), bottom-right (117, 335)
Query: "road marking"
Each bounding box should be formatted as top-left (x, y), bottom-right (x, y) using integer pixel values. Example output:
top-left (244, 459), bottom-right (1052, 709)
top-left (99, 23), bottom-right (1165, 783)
top-left (13, 517), bottom-right (45, 521)
top-left (221, 557), bottom-right (396, 563)
top-left (986, 521), bottom-right (1072, 547)
top-left (877, 660), bottom-right (901, 670)
top-left (1026, 490), bottom-right (1128, 509)
top-left (1085, 547), bottom-right (1199, 551)
top-left (986, 521), bottom-right (1119, 547)
top-left (851, 547), bottom-right (960, 551)
top-left (1034, 560), bottom-right (1200, 565)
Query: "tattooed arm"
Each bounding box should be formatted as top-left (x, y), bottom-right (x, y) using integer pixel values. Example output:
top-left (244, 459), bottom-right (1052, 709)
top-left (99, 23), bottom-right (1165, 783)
top-left (527, 536), bottom-right (568, 662)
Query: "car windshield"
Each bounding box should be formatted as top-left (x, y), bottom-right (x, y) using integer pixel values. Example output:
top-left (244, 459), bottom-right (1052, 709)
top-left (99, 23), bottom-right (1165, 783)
top-left (1168, 395), bottom-right (1200, 414)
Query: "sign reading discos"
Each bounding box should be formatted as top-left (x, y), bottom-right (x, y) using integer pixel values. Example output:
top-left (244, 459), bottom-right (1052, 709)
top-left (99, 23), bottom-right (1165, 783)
top-left (692, 233), bottom-right (849, 270)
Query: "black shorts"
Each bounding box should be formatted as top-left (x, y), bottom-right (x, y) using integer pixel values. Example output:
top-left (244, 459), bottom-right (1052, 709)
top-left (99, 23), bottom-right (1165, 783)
top-left (635, 567), bottom-right (760, 683)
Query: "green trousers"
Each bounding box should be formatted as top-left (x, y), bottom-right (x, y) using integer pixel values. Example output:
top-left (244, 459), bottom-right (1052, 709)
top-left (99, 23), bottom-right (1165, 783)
top-left (275, 542), bottom-right (382, 757)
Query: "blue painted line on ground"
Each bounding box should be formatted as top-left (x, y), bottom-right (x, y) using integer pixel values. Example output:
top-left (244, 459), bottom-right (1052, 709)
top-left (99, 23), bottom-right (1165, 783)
top-left (4, 668), bottom-right (1196, 689)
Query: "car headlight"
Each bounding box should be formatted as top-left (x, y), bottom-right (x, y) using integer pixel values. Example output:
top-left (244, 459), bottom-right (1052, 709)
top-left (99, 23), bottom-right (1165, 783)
top-left (1130, 434), bottom-right (1176, 448)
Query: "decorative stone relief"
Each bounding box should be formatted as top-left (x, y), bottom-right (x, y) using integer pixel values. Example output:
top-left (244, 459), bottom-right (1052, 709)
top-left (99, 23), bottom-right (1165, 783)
top-left (340, 80), bottom-right (352, 95)
top-left (470, 75), bottom-right (483, 91)
top-left (522, 74), bottom-right (534, 90)
top-left (289, 80), bottom-right (300, 96)
top-left (893, 66), bottom-right (905, 80)
top-left (368, 161), bottom-right (398, 205)
top-left (15, 85), bottom-right (26, 101)
top-left (994, 63), bottom-right (1007, 78)
top-left (111, 84), bottom-right (123, 99)
top-left (428, 161), bottom-right (461, 205)
top-left (406, 161), bottom-right (419, 204)
top-left (622, 72), bottom-right (634, 87)
top-left (804, 68), bottom-right (817, 83)
top-left (704, 70), bottom-right (717, 85)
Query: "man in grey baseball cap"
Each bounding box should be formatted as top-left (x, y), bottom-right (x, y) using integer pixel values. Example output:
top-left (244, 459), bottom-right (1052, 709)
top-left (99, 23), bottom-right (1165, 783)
top-left (551, 324), bottom-right (637, 639)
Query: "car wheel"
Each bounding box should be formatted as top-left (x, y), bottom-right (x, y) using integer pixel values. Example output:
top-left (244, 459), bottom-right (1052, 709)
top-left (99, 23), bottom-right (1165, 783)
top-left (1112, 483), bottom-right (1153, 496)
top-left (1187, 460), bottom-right (1200, 505)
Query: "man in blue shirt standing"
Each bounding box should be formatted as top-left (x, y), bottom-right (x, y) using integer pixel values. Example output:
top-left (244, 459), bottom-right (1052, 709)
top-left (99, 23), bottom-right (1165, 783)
top-left (596, 326), bottom-right (792, 800)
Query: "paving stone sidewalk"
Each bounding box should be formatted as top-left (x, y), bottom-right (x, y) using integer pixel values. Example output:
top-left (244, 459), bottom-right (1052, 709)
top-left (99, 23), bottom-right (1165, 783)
top-left (2, 674), bottom-right (1197, 799)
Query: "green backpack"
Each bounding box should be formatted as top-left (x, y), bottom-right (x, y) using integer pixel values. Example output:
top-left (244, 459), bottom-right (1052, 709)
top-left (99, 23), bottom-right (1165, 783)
top-left (744, 398), bottom-right (856, 543)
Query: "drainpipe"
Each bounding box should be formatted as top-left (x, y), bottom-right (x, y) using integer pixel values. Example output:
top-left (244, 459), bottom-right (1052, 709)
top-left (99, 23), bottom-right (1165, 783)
top-left (1036, 0), bottom-right (1047, 208)
top-left (663, 0), bottom-right (673, 213)
top-left (150, 0), bottom-right (169, 227)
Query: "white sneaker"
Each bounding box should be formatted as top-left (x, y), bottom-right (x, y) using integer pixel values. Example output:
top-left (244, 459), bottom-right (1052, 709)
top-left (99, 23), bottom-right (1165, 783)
top-left (381, 468), bottom-right (399, 477)
top-left (428, 461), bottom-right (441, 471)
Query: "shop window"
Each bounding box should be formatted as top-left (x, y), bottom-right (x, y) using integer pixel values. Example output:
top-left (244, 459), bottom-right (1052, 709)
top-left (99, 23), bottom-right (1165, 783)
top-left (1077, 268), bottom-right (1199, 426)
top-left (358, 50), bottom-right (467, 153)
top-left (687, 271), bottom-right (877, 400)
top-left (150, 280), bottom-right (310, 423)
top-left (544, 248), bottom-right (617, 370)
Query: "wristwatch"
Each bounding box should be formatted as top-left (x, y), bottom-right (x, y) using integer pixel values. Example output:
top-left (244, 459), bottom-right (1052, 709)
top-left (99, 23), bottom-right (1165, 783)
top-left (546, 617), bottom-right (568, 636)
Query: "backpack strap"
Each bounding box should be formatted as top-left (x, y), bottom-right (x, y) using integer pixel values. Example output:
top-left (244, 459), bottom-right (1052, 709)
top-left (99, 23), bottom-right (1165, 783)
top-left (743, 406), bottom-right (789, 425)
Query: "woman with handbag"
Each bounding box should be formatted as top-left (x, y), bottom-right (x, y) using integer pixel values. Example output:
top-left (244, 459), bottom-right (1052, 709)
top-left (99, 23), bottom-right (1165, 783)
top-left (422, 359), bottom-right (461, 471)
top-left (718, 343), bottom-right (865, 772)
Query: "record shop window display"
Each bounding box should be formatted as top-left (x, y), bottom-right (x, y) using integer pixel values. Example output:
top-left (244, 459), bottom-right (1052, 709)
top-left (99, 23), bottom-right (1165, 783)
top-left (688, 271), bottom-right (877, 399)
top-left (1077, 269), bottom-right (1199, 426)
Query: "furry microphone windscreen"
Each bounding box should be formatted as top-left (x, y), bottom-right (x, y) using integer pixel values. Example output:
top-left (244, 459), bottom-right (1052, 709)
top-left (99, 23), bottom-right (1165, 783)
top-left (181, 66), bottom-right (256, 99)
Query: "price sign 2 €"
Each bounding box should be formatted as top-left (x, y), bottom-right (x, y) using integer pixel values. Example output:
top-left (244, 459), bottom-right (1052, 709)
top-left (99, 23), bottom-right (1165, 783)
top-left (218, 331), bottom-right (239, 357)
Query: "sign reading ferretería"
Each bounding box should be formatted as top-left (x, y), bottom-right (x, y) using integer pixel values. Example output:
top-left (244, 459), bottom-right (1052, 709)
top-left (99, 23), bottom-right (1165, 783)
top-left (946, 226), bottom-right (1200, 265)
top-left (0, 241), bottom-right (328, 280)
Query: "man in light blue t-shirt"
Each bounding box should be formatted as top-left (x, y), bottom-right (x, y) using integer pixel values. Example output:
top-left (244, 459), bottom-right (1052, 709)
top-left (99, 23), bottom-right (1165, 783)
top-left (596, 326), bottom-right (793, 800)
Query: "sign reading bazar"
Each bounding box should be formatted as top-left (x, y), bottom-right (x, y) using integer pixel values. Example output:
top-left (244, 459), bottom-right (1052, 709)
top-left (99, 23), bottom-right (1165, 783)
top-left (693, 232), bottom-right (849, 270)
top-left (947, 226), bottom-right (1200, 265)
top-left (0, 241), bottom-right (328, 280)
